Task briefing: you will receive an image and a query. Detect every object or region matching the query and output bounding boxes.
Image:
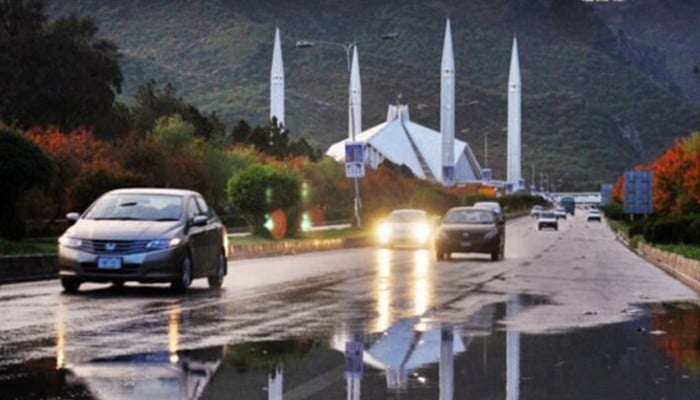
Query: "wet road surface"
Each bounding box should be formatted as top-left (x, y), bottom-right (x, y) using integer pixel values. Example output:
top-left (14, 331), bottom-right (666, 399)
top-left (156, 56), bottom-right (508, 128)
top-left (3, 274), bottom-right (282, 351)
top-left (1, 214), bottom-right (699, 399)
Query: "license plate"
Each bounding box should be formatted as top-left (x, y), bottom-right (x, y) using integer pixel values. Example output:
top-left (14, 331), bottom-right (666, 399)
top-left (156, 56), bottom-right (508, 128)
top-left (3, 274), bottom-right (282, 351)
top-left (460, 241), bottom-right (472, 247)
top-left (97, 257), bottom-right (122, 270)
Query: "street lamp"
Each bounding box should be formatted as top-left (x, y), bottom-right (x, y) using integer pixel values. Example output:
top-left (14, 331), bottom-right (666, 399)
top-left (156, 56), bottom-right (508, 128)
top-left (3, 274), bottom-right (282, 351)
top-left (296, 33), bottom-right (397, 228)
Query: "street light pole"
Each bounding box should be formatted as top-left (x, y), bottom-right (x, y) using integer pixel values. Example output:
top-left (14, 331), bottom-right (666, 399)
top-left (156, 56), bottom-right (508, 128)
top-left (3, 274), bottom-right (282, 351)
top-left (296, 33), bottom-right (397, 229)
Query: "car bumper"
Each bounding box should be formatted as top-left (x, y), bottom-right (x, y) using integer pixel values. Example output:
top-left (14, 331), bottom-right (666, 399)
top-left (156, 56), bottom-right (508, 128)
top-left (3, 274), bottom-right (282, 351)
top-left (435, 236), bottom-right (500, 254)
top-left (58, 245), bottom-right (187, 283)
top-left (538, 222), bottom-right (558, 229)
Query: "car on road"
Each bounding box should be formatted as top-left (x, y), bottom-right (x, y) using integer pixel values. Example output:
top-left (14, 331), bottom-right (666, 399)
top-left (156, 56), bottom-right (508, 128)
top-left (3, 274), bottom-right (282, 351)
top-left (537, 211), bottom-right (559, 231)
top-left (554, 206), bottom-right (567, 220)
top-left (434, 206), bottom-right (505, 261)
top-left (376, 209), bottom-right (433, 248)
top-left (57, 188), bottom-right (229, 293)
top-left (587, 208), bottom-right (602, 222)
top-left (530, 205), bottom-right (544, 218)
top-left (473, 201), bottom-right (506, 226)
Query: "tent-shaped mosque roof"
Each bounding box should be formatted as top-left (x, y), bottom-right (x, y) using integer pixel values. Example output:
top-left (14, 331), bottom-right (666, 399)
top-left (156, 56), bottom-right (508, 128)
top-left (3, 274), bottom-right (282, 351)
top-left (326, 105), bottom-right (482, 184)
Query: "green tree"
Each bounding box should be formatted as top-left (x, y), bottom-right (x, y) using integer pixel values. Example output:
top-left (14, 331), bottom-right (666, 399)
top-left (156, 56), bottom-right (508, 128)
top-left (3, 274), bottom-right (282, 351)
top-left (0, 1), bottom-right (122, 134)
top-left (149, 114), bottom-right (196, 154)
top-left (131, 80), bottom-right (223, 140)
top-left (0, 127), bottom-right (54, 239)
top-left (226, 164), bottom-right (301, 237)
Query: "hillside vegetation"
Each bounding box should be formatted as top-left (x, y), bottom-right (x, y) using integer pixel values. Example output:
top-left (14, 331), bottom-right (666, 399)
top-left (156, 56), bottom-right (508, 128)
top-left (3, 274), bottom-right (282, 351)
top-left (45, 0), bottom-right (700, 190)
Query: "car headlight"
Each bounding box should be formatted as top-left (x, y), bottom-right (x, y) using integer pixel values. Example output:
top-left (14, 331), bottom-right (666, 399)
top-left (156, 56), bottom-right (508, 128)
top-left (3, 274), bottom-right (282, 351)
top-left (377, 223), bottom-right (391, 243)
top-left (411, 223), bottom-right (431, 243)
top-left (484, 228), bottom-right (499, 240)
top-left (58, 236), bottom-right (82, 249)
top-left (146, 238), bottom-right (182, 251)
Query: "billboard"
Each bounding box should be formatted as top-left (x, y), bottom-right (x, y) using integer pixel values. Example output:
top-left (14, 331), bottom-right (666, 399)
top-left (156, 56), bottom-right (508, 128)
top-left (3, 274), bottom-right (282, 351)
top-left (600, 183), bottom-right (613, 206)
top-left (344, 142), bottom-right (365, 178)
top-left (623, 170), bottom-right (653, 215)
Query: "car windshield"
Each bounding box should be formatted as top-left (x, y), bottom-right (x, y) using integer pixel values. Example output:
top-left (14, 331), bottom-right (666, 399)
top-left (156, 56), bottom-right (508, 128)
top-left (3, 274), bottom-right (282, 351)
top-left (541, 212), bottom-right (557, 218)
top-left (387, 211), bottom-right (426, 223)
top-left (83, 194), bottom-right (183, 221)
top-left (444, 209), bottom-right (494, 224)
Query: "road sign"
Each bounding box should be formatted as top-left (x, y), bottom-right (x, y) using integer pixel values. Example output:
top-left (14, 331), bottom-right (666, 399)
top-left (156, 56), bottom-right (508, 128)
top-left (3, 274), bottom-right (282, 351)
top-left (442, 166), bottom-right (455, 186)
top-left (481, 168), bottom-right (492, 183)
top-left (624, 170), bottom-right (653, 214)
top-left (345, 142), bottom-right (365, 178)
top-left (344, 341), bottom-right (364, 377)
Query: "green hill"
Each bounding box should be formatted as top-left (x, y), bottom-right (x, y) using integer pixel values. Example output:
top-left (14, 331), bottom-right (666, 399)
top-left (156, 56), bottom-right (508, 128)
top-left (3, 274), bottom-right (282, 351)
top-left (45, 0), bottom-right (700, 190)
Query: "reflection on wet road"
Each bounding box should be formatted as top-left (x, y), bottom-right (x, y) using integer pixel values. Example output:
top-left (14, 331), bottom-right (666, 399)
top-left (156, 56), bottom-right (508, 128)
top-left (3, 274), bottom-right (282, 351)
top-left (1, 214), bottom-right (700, 399)
top-left (3, 301), bottom-right (700, 399)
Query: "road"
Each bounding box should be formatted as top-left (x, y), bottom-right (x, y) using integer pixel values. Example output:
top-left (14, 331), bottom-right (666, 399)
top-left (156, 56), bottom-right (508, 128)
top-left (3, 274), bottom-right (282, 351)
top-left (1, 213), bottom-right (699, 399)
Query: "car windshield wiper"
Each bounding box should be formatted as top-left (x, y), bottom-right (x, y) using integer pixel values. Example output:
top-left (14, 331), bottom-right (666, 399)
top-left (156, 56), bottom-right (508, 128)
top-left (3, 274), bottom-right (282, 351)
top-left (155, 218), bottom-right (179, 221)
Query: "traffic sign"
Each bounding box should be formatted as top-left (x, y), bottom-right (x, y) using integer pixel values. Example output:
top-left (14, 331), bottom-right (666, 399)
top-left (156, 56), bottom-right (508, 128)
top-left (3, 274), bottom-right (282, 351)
top-left (345, 142), bottom-right (365, 178)
top-left (344, 341), bottom-right (364, 377)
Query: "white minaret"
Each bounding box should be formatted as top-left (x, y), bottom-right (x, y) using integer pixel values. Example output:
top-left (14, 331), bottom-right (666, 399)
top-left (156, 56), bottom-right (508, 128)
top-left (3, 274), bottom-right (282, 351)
top-left (440, 19), bottom-right (455, 186)
top-left (507, 37), bottom-right (522, 190)
top-left (270, 27), bottom-right (285, 126)
top-left (349, 45), bottom-right (362, 139)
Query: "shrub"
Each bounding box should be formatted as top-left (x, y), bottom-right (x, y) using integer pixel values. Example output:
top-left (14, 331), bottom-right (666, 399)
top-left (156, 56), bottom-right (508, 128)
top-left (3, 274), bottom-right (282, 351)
top-left (601, 203), bottom-right (626, 221)
top-left (67, 166), bottom-right (144, 212)
top-left (227, 163), bottom-right (301, 238)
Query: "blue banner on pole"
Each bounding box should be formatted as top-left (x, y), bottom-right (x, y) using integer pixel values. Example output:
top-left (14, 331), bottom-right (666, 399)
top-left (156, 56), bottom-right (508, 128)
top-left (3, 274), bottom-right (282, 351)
top-left (345, 142), bottom-right (365, 178)
top-left (344, 341), bottom-right (364, 377)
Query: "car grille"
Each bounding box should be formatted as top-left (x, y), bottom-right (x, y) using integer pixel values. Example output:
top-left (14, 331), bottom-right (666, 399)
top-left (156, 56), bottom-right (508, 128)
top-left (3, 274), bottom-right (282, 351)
top-left (79, 239), bottom-right (150, 255)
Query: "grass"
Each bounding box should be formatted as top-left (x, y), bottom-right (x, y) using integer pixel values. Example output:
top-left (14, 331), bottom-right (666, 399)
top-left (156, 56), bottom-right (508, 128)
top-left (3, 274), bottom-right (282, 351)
top-left (227, 227), bottom-right (368, 246)
top-left (656, 244), bottom-right (700, 262)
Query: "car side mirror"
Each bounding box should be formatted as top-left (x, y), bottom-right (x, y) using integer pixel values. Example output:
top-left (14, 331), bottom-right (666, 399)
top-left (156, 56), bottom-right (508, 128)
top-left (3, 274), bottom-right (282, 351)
top-left (191, 215), bottom-right (208, 227)
top-left (66, 212), bottom-right (80, 223)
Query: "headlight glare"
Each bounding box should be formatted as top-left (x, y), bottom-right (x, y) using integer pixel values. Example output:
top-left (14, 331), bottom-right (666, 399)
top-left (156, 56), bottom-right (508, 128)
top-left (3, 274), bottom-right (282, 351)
top-left (412, 223), bottom-right (431, 243)
top-left (377, 223), bottom-right (391, 243)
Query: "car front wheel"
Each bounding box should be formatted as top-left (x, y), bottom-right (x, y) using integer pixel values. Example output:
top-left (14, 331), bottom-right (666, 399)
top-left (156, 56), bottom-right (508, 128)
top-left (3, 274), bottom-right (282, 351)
top-left (171, 255), bottom-right (193, 293)
top-left (61, 278), bottom-right (81, 293)
top-left (208, 251), bottom-right (226, 289)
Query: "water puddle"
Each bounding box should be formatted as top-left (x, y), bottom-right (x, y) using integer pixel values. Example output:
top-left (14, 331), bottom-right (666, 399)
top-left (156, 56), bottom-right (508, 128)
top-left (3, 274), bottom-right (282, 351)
top-left (2, 301), bottom-right (699, 399)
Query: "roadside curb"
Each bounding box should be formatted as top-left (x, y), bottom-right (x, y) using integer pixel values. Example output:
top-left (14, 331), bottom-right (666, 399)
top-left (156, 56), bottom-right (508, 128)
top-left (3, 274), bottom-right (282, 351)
top-left (0, 237), bottom-right (371, 284)
top-left (616, 232), bottom-right (700, 293)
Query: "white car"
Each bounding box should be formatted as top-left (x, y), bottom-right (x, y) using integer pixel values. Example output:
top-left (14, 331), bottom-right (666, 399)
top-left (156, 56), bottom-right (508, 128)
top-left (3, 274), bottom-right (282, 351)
top-left (587, 208), bottom-right (602, 222)
top-left (554, 207), bottom-right (567, 220)
top-left (537, 211), bottom-right (558, 231)
top-left (376, 209), bottom-right (433, 248)
top-left (530, 205), bottom-right (543, 218)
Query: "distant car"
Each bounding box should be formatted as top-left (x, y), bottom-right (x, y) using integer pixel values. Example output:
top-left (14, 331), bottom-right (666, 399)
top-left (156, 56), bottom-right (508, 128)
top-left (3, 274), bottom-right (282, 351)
top-left (530, 205), bottom-right (544, 218)
top-left (554, 207), bottom-right (567, 220)
top-left (376, 209), bottom-right (433, 248)
top-left (537, 211), bottom-right (559, 231)
top-left (587, 208), bottom-right (602, 222)
top-left (57, 188), bottom-right (229, 293)
top-left (434, 207), bottom-right (505, 261)
top-left (473, 201), bottom-right (506, 225)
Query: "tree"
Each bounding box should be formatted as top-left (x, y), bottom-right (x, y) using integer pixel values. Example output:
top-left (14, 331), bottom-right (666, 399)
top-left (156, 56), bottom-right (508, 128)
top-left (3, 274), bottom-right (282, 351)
top-left (230, 120), bottom-right (252, 145)
top-left (226, 164), bottom-right (301, 237)
top-left (0, 2), bottom-right (122, 133)
top-left (131, 80), bottom-right (223, 140)
top-left (0, 127), bottom-right (54, 239)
